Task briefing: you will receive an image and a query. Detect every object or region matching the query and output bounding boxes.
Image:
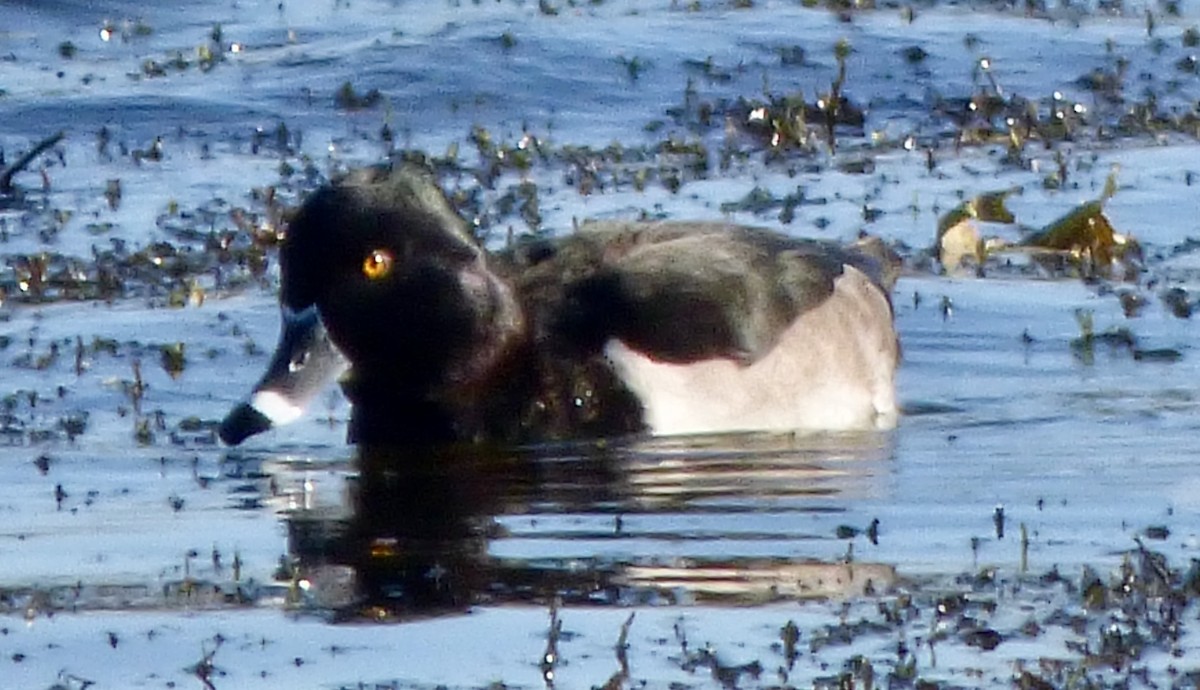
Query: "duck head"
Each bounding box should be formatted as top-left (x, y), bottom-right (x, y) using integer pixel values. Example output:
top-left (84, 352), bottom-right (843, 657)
top-left (221, 165), bottom-right (523, 445)
top-left (218, 304), bottom-right (347, 446)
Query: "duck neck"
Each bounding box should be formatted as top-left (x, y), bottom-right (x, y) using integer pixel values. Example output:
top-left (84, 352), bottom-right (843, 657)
top-left (341, 379), bottom-right (459, 445)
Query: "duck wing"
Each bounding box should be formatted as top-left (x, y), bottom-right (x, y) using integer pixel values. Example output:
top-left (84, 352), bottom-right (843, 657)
top-left (544, 222), bottom-right (889, 365)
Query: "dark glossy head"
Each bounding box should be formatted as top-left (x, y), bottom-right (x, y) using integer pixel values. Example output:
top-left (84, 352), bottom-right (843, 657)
top-left (279, 165), bottom-right (523, 424)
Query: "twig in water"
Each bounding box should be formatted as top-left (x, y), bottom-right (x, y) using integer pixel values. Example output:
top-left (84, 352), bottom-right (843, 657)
top-left (541, 596), bottom-right (563, 687)
top-left (0, 130), bottom-right (65, 193)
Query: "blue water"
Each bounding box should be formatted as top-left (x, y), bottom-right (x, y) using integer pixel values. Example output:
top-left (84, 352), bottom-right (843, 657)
top-left (3, 1), bottom-right (1200, 687)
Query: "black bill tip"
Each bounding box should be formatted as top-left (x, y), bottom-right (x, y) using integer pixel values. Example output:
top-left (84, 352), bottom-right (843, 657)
top-left (219, 403), bottom-right (274, 446)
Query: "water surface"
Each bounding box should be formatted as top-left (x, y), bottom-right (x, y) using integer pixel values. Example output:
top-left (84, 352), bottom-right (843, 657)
top-left (3, 1), bottom-right (1200, 687)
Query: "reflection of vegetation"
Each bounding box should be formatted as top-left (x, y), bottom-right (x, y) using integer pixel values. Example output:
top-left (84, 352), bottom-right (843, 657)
top-left (1071, 309), bottom-right (1181, 365)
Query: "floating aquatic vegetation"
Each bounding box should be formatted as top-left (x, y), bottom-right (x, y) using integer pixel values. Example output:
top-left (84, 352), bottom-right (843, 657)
top-left (169, 416), bottom-right (219, 447)
top-left (1022, 170), bottom-right (1141, 280)
top-left (682, 55), bottom-right (737, 84)
top-left (58, 411), bottom-right (88, 441)
top-left (617, 54), bottom-right (649, 82)
top-left (731, 88), bottom-right (865, 155)
top-left (900, 45), bottom-right (928, 65)
top-left (104, 179), bottom-right (121, 210)
top-left (935, 168), bottom-right (1141, 280)
top-left (637, 14), bottom-right (1200, 172)
top-left (1117, 288), bottom-right (1148, 317)
top-left (777, 44), bottom-right (805, 66)
top-left (0, 381), bottom-right (90, 446)
top-left (131, 137), bottom-right (164, 163)
top-left (129, 23), bottom-right (228, 79)
top-left (334, 81), bottom-right (383, 111)
top-left (159, 342), bottom-right (187, 379)
top-left (1160, 286), bottom-right (1191, 318)
top-left (713, 39), bottom-right (866, 158)
top-left (0, 178), bottom-right (293, 306)
top-left (98, 18), bottom-right (153, 43)
top-left (934, 188), bottom-right (1018, 273)
top-left (720, 186), bottom-right (782, 215)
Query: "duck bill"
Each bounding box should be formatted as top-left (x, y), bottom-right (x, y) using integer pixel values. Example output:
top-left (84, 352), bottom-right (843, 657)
top-left (219, 305), bottom-right (349, 445)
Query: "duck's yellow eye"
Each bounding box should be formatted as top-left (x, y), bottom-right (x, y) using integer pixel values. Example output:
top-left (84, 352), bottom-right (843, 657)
top-left (362, 249), bottom-right (394, 280)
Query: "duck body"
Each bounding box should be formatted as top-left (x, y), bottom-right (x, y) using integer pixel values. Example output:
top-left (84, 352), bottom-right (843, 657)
top-left (220, 166), bottom-right (899, 447)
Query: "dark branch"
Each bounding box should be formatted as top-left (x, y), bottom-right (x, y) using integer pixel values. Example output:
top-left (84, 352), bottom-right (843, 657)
top-left (0, 130), bottom-right (65, 193)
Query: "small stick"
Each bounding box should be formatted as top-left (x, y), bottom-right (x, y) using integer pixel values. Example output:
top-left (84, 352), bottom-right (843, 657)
top-left (0, 130), bottom-right (65, 193)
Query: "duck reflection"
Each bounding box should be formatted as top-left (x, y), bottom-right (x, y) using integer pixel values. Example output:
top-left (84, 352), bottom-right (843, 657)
top-left (281, 432), bottom-right (898, 621)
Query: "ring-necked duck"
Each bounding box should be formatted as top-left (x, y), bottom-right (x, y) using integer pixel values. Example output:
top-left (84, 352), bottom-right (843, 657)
top-left (220, 165), bottom-right (899, 446)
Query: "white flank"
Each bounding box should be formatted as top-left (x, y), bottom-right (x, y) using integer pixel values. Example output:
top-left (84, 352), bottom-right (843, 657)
top-left (250, 390), bottom-right (306, 426)
top-left (603, 265), bottom-right (898, 435)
